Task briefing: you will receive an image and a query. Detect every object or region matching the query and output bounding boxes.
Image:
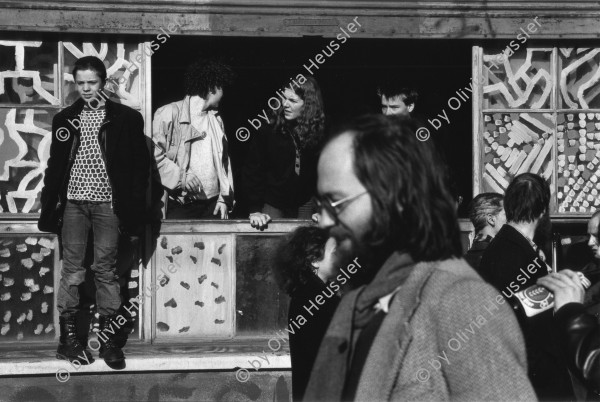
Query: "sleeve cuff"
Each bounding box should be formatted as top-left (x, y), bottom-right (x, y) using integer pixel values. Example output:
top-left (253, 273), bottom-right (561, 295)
top-left (555, 302), bottom-right (586, 329)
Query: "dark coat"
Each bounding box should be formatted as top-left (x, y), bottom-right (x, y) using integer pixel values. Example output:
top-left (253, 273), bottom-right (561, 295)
top-left (555, 302), bottom-right (600, 399)
top-left (479, 224), bottom-right (575, 400)
top-left (464, 234), bottom-right (493, 270)
top-left (304, 254), bottom-right (536, 401)
top-left (38, 98), bottom-right (150, 235)
top-left (242, 124), bottom-right (319, 213)
top-left (288, 274), bottom-right (339, 401)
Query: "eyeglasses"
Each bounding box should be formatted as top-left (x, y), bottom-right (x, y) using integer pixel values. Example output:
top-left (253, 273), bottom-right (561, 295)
top-left (314, 190), bottom-right (368, 223)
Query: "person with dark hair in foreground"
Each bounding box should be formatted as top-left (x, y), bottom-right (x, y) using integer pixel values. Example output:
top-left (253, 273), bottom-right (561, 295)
top-left (537, 269), bottom-right (600, 399)
top-left (465, 192), bottom-right (506, 269)
top-left (38, 55), bottom-right (150, 366)
top-left (274, 226), bottom-right (340, 401)
top-left (303, 115), bottom-right (535, 401)
top-left (479, 173), bottom-right (575, 400)
top-left (152, 58), bottom-right (235, 219)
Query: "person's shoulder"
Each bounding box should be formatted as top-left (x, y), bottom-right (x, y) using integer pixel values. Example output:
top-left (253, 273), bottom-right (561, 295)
top-left (154, 99), bottom-right (184, 117)
top-left (431, 257), bottom-right (482, 284)
top-left (426, 259), bottom-right (506, 307)
top-left (112, 101), bottom-right (142, 117)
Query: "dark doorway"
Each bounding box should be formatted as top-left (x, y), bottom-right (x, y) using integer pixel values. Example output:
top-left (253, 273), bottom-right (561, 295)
top-left (151, 37), bottom-right (473, 217)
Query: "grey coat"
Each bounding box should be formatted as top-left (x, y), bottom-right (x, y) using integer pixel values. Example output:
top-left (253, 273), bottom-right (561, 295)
top-left (304, 257), bottom-right (537, 401)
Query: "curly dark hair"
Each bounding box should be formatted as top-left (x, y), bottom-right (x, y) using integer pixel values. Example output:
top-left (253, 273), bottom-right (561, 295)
top-left (329, 114), bottom-right (462, 262)
top-left (272, 76), bottom-right (325, 151)
top-left (273, 226), bottom-right (329, 295)
top-left (184, 58), bottom-right (235, 98)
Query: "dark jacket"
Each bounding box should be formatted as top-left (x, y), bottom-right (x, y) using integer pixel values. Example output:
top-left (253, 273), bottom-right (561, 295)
top-left (479, 224), bottom-right (575, 400)
top-left (288, 274), bottom-right (339, 401)
top-left (243, 124), bottom-right (319, 213)
top-left (39, 98), bottom-right (150, 235)
top-left (304, 254), bottom-right (536, 401)
top-left (555, 302), bottom-right (600, 399)
top-left (464, 234), bottom-right (493, 270)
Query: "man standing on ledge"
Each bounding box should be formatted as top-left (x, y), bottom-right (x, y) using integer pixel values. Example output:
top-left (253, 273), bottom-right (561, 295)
top-left (152, 58), bottom-right (235, 219)
top-left (39, 56), bottom-right (150, 367)
top-left (304, 115), bottom-right (535, 401)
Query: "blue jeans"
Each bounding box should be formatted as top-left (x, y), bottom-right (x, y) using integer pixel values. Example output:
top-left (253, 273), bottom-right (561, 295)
top-left (57, 200), bottom-right (121, 316)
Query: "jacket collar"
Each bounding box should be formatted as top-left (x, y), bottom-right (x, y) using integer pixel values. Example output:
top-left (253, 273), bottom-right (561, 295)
top-left (63, 97), bottom-right (118, 120)
top-left (304, 253), bottom-right (440, 401)
top-left (180, 95), bottom-right (213, 125)
top-left (496, 224), bottom-right (536, 254)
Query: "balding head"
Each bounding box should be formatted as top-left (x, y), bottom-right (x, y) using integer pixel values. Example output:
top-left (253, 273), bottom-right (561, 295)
top-left (588, 211), bottom-right (600, 258)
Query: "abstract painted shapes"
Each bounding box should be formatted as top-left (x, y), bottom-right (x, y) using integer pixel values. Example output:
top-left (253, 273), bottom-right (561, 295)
top-left (164, 298), bottom-right (177, 308)
top-left (559, 48), bottom-right (600, 109)
top-left (157, 322), bottom-right (170, 332)
top-left (557, 112), bottom-right (600, 213)
top-left (0, 40), bottom-right (59, 105)
top-left (482, 113), bottom-right (554, 195)
top-left (483, 48), bottom-right (552, 109)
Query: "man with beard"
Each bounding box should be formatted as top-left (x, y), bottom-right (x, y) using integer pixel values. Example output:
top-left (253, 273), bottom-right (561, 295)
top-left (479, 173), bottom-right (575, 400)
top-left (303, 115), bottom-right (535, 401)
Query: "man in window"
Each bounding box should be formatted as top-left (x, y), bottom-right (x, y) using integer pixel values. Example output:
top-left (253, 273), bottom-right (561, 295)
top-left (152, 58), bottom-right (235, 219)
top-left (377, 82), bottom-right (418, 117)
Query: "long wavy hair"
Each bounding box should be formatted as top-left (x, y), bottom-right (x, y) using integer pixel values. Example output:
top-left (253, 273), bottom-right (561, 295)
top-left (272, 76), bottom-right (325, 151)
top-left (332, 114), bottom-right (462, 262)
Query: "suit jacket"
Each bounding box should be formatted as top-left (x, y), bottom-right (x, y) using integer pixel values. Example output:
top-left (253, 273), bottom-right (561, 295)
top-left (479, 224), bottom-right (575, 400)
top-left (304, 255), bottom-right (536, 401)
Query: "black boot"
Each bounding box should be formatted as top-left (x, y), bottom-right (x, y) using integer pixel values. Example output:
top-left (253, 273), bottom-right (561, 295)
top-left (56, 314), bottom-right (93, 364)
top-left (98, 315), bottom-right (125, 365)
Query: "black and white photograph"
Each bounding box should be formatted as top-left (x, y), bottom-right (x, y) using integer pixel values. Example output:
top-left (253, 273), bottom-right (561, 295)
top-left (0, 1), bottom-right (599, 401)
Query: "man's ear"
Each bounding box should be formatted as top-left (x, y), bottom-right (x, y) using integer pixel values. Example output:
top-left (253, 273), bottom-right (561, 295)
top-left (311, 260), bottom-right (320, 269)
top-left (486, 214), bottom-right (496, 227)
top-left (407, 103), bottom-right (415, 113)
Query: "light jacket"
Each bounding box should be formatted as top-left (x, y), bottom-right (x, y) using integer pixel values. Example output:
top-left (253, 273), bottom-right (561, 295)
top-left (304, 254), bottom-right (537, 401)
top-left (152, 96), bottom-right (234, 208)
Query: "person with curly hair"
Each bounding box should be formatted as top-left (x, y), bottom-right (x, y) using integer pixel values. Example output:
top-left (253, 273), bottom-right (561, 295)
top-left (152, 58), bottom-right (235, 219)
top-left (244, 76), bottom-right (326, 229)
top-left (274, 226), bottom-right (340, 401)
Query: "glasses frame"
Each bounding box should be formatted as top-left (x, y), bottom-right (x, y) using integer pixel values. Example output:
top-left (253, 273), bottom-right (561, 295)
top-left (315, 190), bottom-right (368, 223)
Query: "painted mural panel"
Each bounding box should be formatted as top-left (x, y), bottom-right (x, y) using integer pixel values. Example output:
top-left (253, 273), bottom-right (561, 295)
top-left (235, 235), bottom-right (288, 336)
top-left (0, 108), bottom-right (53, 213)
top-left (481, 112), bottom-right (555, 204)
top-left (483, 48), bottom-right (552, 110)
top-left (0, 234), bottom-right (57, 341)
top-left (556, 112), bottom-right (600, 213)
top-left (478, 46), bottom-right (600, 214)
top-left (0, 41), bottom-right (59, 106)
top-left (559, 48), bottom-right (600, 109)
top-left (154, 234), bottom-right (234, 339)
